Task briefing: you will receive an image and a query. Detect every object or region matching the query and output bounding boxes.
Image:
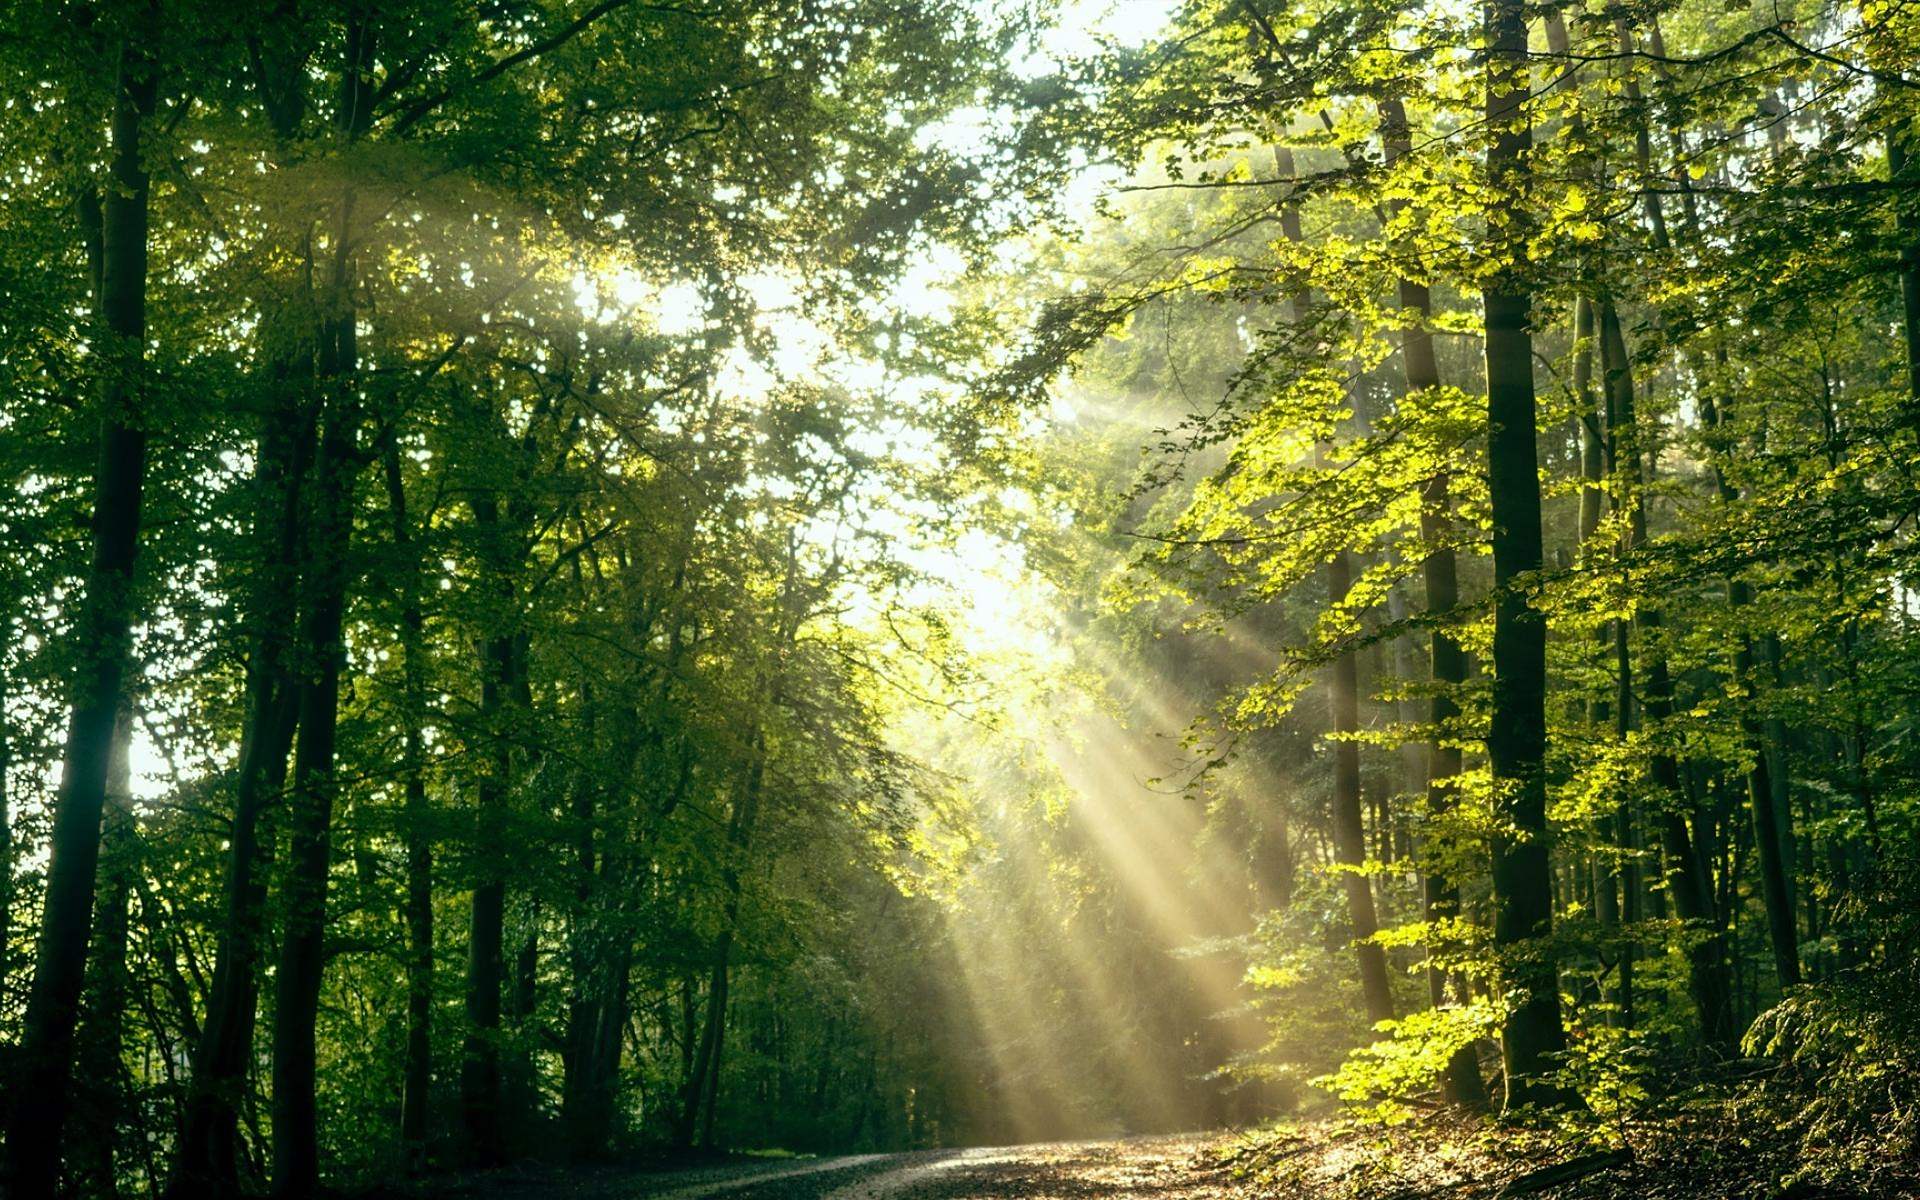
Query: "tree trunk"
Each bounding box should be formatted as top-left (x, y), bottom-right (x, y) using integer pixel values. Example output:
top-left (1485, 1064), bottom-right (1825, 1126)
top-left (1328, 549), bottom-right (1395, 1025)
top-left (1481, 0), bottom-right (1568, 1108)
top-left (1272, 143), bottom-right (1394, 1027)
top-left (267, 18), bottom-right (375, 1191)
top-left (461, 492), bottom-right (521, 1163)
top-left (268, 328), bottom-right (360, 1197)
top-left (167, 368), bottom-right (312, 1200)
top-left (697, 953), bottom-right (732, 1151)
top-left (1379, 95), bottom-right (1489, 1109)
top-left (382, 436), bottom-right (435, 1172)
top-left (77, 704), bottom-right (138, 1199)
top-left (6, 33), bottom-right (158, 1197)
top-left (677, 745), bottom-right (764, 1151)
top-left (679, 938), bottom-right (731, 1152)
top-left (1887, 127), bottom-right (1920, 403)
top-left (461, 626), bottom-right (514, 1161)
top-left (1597, 299), bottom-right (1734, 1046)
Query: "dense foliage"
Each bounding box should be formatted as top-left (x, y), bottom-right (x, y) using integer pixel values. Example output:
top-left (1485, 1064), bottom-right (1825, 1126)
top-left (7, 0), bottom-right (1920, 1196)
top-left (972, 0), bottom-right (1920, 1189)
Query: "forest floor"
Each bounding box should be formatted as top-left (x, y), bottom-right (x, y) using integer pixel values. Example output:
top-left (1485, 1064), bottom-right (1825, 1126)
top-left (386, 1111), bottom-right (1918, 1199)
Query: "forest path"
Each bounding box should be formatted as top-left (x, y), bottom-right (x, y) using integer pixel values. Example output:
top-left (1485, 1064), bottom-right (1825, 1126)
top-left (585, 1134), bottom-right (1236, 1199)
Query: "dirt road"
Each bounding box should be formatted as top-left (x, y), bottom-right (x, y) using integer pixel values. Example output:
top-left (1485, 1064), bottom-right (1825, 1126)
top-left (538, 1135), bottom-right (1235, 1199)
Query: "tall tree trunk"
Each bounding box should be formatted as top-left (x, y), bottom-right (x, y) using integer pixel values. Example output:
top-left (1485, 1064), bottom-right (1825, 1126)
top-left (1888, 125), bottom-right (1920, 402)
top-left (678, 744), bottom-right (764, 1151)
top-left (6, 33), bottom-right (158, 1197)
top-left (1575, 294), bottom-right (1635, 1023)
top-left (1596, 31), bottom-right (1730, 1039)
top-left (268, 16), bottom-right (375, 1191)
top-left (1274, 143), bottom-right (1394, 1027)
top-left (1546, 9), bottom-right (1636, 1029)
top-left (1693, 374), bottom-right (1801, 990)
top-left (1380, 95), bottom-right (1489, 1109)
top-left (1597, 299), bottom-right (1735, 1046)
top-left (382, 436), bottom-right (435, 1172)
top-left (1664, 81), bottom-right (1802, 992)
top-left (679, 942), bottom-right (731, 1152)
top-left (77, 704), bottom-right (137, 1199)
top-left (1481, 0), bottom-right (1568, 1108)
top-left (167, 23), bottom-right (315, 1187)
top-left (461, 624), bottom-right (514, 1161)
top-left (502, 913), bottom-right (540, 1137)
top-left (697, 954), bottom-right (731, 1151)
top-left (268, 325), bottom-right (361, 1197)
top-left (167, 368), bottom-right (313, 1200)
top-left (563, 705), bottom-right (693, 1159)
top-left (461, 494), bottom-right (520, 1163)
top-left (1328, 548), bottom-right (1395, 1025)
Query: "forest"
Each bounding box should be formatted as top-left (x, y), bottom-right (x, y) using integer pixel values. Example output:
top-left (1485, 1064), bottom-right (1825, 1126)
top-left (3, 0), bottom-right (1920, 1196)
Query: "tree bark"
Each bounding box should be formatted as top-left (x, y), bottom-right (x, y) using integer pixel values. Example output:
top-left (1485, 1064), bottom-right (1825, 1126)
top-left (677, 743), bottom-right (764, 1151)
top-left (167, 26), bottom-right (315, 1192)
top-left (382, 435), bottom-right (436, 1172)
top-left (6, 31), bottom-right (158, 1196)
top-left (77, 704), bottom-right (138, 1199)
top-left (268, 15), bottom-right (375, 1191)
top-left (167, 363), bottom-right (312, 1198)
top-left (268, 309), bottom-right (361, 1198)
top-left (461, 495), bottom-right (520, 1164)
top-left (1887, 128), bottom-right (1920, 402)
top-left (1481, 0), bottom-right (1568, 1108)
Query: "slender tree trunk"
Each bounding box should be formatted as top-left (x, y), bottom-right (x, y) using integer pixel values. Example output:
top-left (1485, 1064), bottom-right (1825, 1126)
top-left (268, 19), bottom-right (375, 1192)
top-left (382, 436), bottom-right (435, 1172)
top-left (1481, 0), bottom-right (1568, 1108)
top-left (502, 914), bottom-right (540, 1136)
top-left (1888, 128), bottom-right (1920, 402)
top-left (1379, 95), bottom-right (1489, 1109)
top-left (1597, 299), bottom-right (1734, 1046)
top-left (1273, 143), bottom-right (1394, 1027)
top-left (563, 707), bottom-right (691, 1158)
top-left (1694, 404), bottom-right (1799, 989)
top-left (268, 340), bottom-right (360, 1198)
top-left (1597, 38), bottom-right (1731, 1044)
top-left (167, 371), bottom-right (312, 1200)
top-left (401, 711), bottom-right (434, 1173)
top-left (461, 619), bottom-right (514, 1161)
top-left (678, 744), bottom-right (764, 1151)
top-left (167, 23), bottom-right (315, 1186)
top-left (680, 937), bottom-right (731, 1152)
top-left (77, 704), bottom-right (138, 1199)
top-left (461, 486), bottom-right (524, 1162)
top-left (6, 33), bottom-right (158, 1196)
top-left (1328, 548), bottom-right (1395, 1024)
top-left (1574, 295), bottom-right (1634, 1022)
top-left (1612, 18), bottom-right (1672, 250)
top-left (1547, 8), bottom-right (1636, 1029)
top-left (269, 191), bottom-right (367, 1200)
top-left (697, 954), bottom-right (731, 1151)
